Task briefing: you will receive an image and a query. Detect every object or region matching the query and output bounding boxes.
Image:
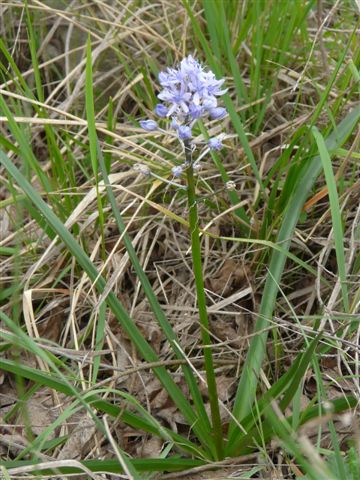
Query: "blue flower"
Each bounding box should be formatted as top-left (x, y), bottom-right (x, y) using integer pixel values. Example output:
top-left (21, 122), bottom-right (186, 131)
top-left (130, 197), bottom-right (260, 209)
top-left (158, 86), bottom-right (191, 116)
top-left (178, 125), bottom-right (192, 140)
top-left (172, 165), bottom-right (184, 177)
top-left (208, 137), bottom-right (222, 150)
top-left (209, 107), bottom-right (227, 120)
top-left (140, 119), bottom-right (158, 131)
top-left (202, 95), bottom-right (217, 109)
top-left (154, 104), bottom-right (168, 117)
top-left (157, 55), bottom-right (227, 122)
top-left (170, 118), bottom-right (179, 130)
top-left (189, 104), bottom-right (202, 119)
top-left (139, 57), bottom-right (227, 174)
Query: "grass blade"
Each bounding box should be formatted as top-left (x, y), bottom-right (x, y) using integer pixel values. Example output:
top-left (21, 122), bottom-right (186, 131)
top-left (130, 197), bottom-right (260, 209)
top-left (96, 140), bottom-right (213, 445)
top-left (0, 357), bottom-right (202, 457)
top-left (228, 105), bottom-right (360, 441)
top-left (227, 332), bottom-right (322, 456)
top-left (182, 0), bottom-right (265, 223)
top-left (0, 146), bottom-right (213, 457)
top-left (312, 126), bottom-right (349, 311)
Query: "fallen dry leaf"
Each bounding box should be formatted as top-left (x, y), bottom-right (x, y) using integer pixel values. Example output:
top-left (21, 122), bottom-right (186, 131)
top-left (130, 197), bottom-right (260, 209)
top-left (57, 415), bottom-right (96, 460)
top-left (137, 436), bottom-right (162, 458)
top-left (24, 397), bottom-right (55, 439)
top-left (207, 260), bottom-right (250, 297)
top-left (199, 375), bottom-right (235, 403)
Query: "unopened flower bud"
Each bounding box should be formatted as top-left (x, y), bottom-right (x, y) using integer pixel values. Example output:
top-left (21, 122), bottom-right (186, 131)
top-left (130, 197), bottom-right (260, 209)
top-left (178, 125), bottom-right (192, 140)
top-left (209, 107), bottom-right (227, 120)
top-left (225, 180), bottom-right (236, 191)
top-left (189, 104), bottom-right (202, 119)
top-left (208, 137), bottom-right (222, 151)
top-left (134, 163), bottom-right (151, 175)
top-left (172, 165), bottom-right (184, 177)
top-left (154, 104), bottom-right (168, 117)
top-left (140, 119), bottom-right (158, 131)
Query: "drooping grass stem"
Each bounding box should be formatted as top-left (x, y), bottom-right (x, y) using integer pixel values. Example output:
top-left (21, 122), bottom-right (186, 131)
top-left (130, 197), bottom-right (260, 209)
top-left (184, 139), bottom-right (224, 460)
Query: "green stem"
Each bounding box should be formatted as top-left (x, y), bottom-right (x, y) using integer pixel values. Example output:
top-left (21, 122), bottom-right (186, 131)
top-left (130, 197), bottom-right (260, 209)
top-left (184, 140), bottom-right (224, 460)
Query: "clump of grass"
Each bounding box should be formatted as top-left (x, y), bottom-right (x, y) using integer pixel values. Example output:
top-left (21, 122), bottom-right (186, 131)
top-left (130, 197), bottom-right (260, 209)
top-left (0, 1), bottom-right (359, 478)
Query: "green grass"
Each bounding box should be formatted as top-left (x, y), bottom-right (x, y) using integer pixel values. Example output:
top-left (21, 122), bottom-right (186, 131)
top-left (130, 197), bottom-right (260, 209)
top-left (0, 1), bottom-right (359, 478)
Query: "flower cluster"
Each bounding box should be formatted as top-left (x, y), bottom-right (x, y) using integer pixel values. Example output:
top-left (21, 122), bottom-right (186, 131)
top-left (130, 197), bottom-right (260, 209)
top-left (157, 55), bottom-right (227, 121)
top-left (140, 55), bottom-right (227, 177)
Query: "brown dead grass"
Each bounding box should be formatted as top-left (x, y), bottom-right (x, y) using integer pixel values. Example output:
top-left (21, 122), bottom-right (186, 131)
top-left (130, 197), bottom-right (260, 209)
top-left (1, 1), bottom-right (360, 478)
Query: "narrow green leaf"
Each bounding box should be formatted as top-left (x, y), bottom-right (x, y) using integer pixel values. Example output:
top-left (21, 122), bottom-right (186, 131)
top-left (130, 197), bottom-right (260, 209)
top-left (0, 356), bottom-right (201, 457)
top-left (0, 312), bottom-right (139, 477)
top-left (182, 0), bottom-right (265, 223)
top-left (96, 141), bottom-right (213, 452)
top-left (91, 303), bottom-right (106, 383)
top-left (227, 332), bottom-right (322, 456)
top-left (85, 36), bottom-right (106, 255)
top-left (25, 3), bottom-right (44, 103)
top-left (0, 147), bottom-right (213, 457)
top-left (0, 95), bottom-right (51, 193)
top-left (312, 126), bottom-right (349, 311)
top-left (1, 457), bottom-right (205, 475)
top-left (262, 403), bottom-right (332, 480)
top-left (228, 106), bottom-right (360, 441)
top-left (85, 36), bottom-right (98, 177)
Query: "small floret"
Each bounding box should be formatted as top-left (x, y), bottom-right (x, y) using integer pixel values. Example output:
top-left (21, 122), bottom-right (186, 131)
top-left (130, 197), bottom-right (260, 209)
top-left (172, 165), bottom-right (184, 177)
top-left (154, 104), bottom-right (168, 117)
top-left (208, 137), bottom-right (222, 151)
top-left (134, 163), bottom-right (151, 175)
top-left (225, 180), bottom-right (236, 191)
top-left (139, 119), bottom-right (158, 131)
top-left (170, 118), bottom-right (179, 130)
top-left (209, 107), bottom-right (227, 120)
top-left (178, 125), bottom-right (192, 140)
top-left (189, 104), bottom-right (202, 119)
top-left (157, 55), bottom-right (226, 122)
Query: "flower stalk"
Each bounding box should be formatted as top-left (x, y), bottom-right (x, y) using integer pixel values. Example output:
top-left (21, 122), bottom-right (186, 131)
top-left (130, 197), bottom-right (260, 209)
top-left (139, 55), bottom-right (228, 459)
top-left (184, 140), bottom-right (224, 459)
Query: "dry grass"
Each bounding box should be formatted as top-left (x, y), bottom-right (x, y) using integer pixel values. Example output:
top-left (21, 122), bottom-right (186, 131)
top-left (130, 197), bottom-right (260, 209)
top-left (0, 1), bottom-right (360, 478)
